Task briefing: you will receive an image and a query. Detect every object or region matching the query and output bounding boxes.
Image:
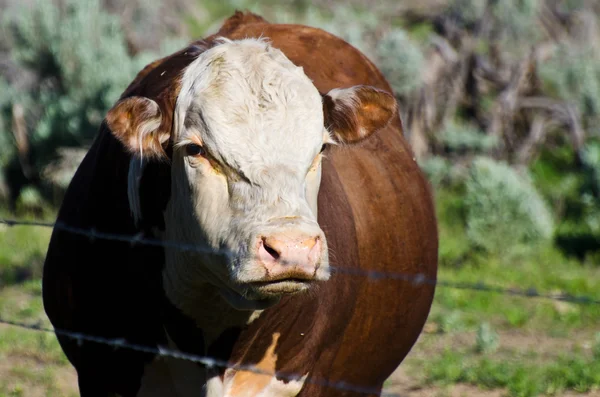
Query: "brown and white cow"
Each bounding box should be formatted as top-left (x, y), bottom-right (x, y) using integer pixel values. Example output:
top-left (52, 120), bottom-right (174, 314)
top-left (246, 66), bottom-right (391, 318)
top-left (43, 12), bottom-right (438, 397)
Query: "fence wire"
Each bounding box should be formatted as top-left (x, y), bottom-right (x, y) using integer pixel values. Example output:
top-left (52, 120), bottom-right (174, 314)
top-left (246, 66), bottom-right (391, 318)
top-left (1, 218), bottom-right (599, 305)
top-left (0, 315), bottom-right (400, 397)
top-left (1, 217), bottom-right (600, 396)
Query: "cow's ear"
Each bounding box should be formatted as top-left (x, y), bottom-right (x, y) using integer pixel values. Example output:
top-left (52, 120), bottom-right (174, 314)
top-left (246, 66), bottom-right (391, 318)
top-left (323, 85), bottom-right (397, 144)
top-left (106, 96), bottom-right (169, 159)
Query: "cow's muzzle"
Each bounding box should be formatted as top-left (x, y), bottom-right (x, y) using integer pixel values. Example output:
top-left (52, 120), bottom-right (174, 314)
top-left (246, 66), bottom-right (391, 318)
top-left (249, 232), bottom-right (322, 295)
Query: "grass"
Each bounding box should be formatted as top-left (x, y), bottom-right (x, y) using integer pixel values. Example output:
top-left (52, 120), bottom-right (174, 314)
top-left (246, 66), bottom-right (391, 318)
top-left (0, 216), bottom-right (53, 286)
top-left (431, 254), bottom-right (600, 333)
top-left (1, 193), bottom-right (600, 396)
top-left (411, 347), bottom-right (600, 397)
top-left (0, 211), bottom-right (75, 396)
top-left (0, 280), bottom-right (75, 397)
top-left (392, 185), bottom-right (600, 396)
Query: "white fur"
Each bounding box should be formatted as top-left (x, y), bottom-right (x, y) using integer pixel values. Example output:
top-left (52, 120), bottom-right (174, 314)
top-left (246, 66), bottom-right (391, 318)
top-left (326, 86), bottom-right (368, 138)
top-left (160, 38), bottom-right (331, 319)
top-left (127, 36), bottom-right (334, 397)
top-left (136, 329), bottom-right (206, 397)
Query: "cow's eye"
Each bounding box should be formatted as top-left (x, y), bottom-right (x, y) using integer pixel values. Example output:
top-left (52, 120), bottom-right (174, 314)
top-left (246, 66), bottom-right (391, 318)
top-left (185, 143), bottom-right (205, 157)
top-left (320, 144), bottom-right (327, 153)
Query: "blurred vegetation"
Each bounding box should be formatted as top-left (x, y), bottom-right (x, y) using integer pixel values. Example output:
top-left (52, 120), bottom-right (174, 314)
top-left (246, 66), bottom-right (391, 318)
top-left (0, 0), bottom-right (187, 210)
top-left (2, 0), bottom-right (598, 264)
top-left (1, 0), bottom-right (600, 395)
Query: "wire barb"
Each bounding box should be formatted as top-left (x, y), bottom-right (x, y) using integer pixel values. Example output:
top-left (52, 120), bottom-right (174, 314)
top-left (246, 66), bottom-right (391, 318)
top-left (2, 217), bottom-right (600, 395)
top-left (0, 316), bottom-right (401, 397)
top-left (1, 218), bottom-right (599, 305)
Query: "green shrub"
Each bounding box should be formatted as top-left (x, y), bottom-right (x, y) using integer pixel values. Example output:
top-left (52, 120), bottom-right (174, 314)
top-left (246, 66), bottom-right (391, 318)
top-left (446, 0), bottom-right (540, 44)
top-left (582, 141), bottom-right (600, 193)
top-left (0, 0), bottom-right (184, 201)
top-left (446, 0), bottom-right (487, 28)
top-left (419, 156), bottom-right (452, 187)
top-left (531, 142), bottom-right (600, 260)
top-left (491, 0), bottom-right (540, 44)
top-left (440, 311), bottom-right (466, 334)
top-left (375, 29), bottom-right (425, 95)
top-left (540, 46), bottom-right (600, 134)
top-left (465, 157), bottom-right (554, 254)
top-left (439, 121), bottom-right (499, 154)
top-left (475, 322), bottom-right (499, 354)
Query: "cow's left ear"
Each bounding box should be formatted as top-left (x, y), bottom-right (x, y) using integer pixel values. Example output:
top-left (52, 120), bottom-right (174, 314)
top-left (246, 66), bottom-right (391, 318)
top-left (323, 85), bottom-right (397, 144)
top-left (106, 96), bottom-right (170, 159)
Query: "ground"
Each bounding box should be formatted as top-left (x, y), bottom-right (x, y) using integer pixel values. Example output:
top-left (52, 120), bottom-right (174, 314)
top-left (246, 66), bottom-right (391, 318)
top-left (0, 222), bottom-right (599, 397)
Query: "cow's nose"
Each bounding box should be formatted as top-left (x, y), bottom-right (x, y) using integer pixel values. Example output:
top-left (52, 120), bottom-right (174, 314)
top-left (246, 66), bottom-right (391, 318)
top-left (257, 233), bottom-right (322, 278)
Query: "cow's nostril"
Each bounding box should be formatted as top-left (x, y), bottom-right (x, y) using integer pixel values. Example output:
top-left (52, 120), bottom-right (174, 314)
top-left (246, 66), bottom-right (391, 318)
top-left (261, 237), bottom-right (281, 260)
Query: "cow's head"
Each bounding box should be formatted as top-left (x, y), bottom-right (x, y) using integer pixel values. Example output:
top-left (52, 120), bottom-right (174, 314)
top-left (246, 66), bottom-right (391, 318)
top-left (106, 38), bottom-right (396, 311)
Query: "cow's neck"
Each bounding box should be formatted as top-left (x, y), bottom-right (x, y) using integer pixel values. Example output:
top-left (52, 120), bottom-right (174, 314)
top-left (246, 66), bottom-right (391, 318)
top-left (163, 280), bottom-right (258, 349)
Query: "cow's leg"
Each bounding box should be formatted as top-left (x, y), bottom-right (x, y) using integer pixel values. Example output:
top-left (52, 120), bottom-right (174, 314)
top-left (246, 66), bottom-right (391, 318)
top-left (77, 372), bottom-right (115, 397)
top-left (297, 378), bottom-right (384, 397)
top-left (76, 360), bottom-right (146, 397)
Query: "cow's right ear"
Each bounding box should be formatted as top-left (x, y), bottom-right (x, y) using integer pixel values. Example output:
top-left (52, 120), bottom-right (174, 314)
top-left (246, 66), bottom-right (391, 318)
top-left (106, 96), bottom-right (169, 159)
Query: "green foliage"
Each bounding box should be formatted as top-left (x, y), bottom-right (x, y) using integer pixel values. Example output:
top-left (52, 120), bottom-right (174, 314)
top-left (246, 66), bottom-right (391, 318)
top-left (307, 5), bottom-right (379, 56)
top-left (0, 78), bottom-right (17, 168)
top-left (0, 221), bottom-right (52, 285)
top-left (465, 157), bottom-right (554, 254)
top-left (376, 29), bottom-right (424, 95)
top-left (530, 143), bottom-right (600, 260)
top-left (491, 0), bottom-right (540, 44)
top-left (439, 121), bottom-right (499, 154)
top-left (540, 46), bottom-right (600, 133)
top-left (431, 242), bottom-right (600, 333)
top-left (432, 186), bottom-right (474, 266)
top-left (0, 0), bottom-right (183, 195)
top-left (439, 311), bottom-right (466, 334)
top-left (582, 140), bottom-right (600, 193)
top-left (446, 0), bottom-right (540, 44)
top-left (421, 349), bottom-right (600, 396)
top-left (419, 156), bottom-right (452, 188)
top-left (475, 322), bottom-right (499, 354)
top-left (446, 0), bottom-right (486, 28)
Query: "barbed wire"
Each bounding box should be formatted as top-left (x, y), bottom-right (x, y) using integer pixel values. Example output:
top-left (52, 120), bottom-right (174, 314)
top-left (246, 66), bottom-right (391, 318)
top-left (0, 315), bottom-right (401, 397)
top-left (1, 218), bottom-right (600, 305)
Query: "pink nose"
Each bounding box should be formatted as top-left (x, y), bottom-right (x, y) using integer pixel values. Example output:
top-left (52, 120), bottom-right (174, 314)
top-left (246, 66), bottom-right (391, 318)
top-left (257, 233), bottom-right (322, 279)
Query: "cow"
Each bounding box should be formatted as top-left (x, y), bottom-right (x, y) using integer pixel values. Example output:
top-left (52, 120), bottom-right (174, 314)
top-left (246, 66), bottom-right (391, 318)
top-left (42, 11), bottom-right (438, 397)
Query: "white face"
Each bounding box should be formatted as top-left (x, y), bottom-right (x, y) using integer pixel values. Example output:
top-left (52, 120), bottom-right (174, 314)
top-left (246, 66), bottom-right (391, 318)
top-left (162, 39), bottom-right (331, 311)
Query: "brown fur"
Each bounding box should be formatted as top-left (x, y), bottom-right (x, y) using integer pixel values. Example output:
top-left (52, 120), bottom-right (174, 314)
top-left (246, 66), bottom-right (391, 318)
top-left (106, 97), bottom-right (167, 159)
top-left (323, 86), bottom-right (398, 143)
top-left (42, 12), bottom-right (438, 396)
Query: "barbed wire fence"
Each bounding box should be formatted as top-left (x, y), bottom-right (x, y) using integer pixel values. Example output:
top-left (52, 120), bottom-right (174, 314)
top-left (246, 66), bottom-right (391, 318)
top-left (0, 217), bottom-right (599, 396)
top-left (2, 218), bottom-right (599, 305)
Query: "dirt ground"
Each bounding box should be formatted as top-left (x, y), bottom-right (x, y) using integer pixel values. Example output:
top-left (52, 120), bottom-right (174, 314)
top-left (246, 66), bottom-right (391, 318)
top-left (1, 329), bottom-right (599, 396)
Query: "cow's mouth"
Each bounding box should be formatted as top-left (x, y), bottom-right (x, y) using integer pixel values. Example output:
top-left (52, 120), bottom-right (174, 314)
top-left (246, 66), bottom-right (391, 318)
top-left (248, 279), bottom-right (313, 296)
top-left (218, 287), bottom-right (280, 311)
top-left (218, 277), bottom-right (314, 311)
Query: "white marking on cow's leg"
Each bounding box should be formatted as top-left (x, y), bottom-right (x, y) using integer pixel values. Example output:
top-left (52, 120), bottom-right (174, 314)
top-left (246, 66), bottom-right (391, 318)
top-left (204, 372), bottom-right (225, 397)
top-left (136, 329), bottom-right (207, 397)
